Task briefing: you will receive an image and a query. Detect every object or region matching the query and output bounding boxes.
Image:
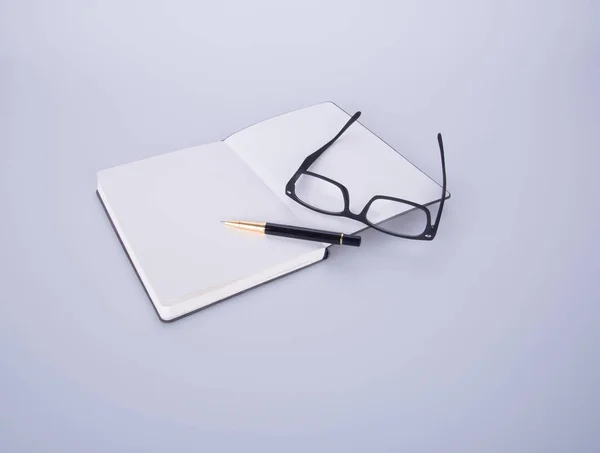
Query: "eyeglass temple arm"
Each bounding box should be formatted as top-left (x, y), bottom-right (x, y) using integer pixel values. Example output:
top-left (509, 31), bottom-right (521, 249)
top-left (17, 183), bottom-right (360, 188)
top-left (432, 133), bottom-right (447, 231)
top-left (297, 111), bottom-right (362, 172)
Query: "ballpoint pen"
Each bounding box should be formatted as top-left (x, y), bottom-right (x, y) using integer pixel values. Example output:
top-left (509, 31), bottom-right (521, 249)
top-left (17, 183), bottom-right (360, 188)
top-left (222, 220), bottom-right (361, 247)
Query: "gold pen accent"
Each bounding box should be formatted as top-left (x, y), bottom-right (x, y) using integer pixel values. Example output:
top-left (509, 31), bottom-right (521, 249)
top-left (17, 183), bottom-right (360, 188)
top-left (222, 220), bottom-right (266, 234)
top-left (340, 233), bottom-right (344, 245)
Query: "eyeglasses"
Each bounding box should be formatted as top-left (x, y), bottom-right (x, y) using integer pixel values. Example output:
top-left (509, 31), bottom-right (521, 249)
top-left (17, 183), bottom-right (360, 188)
top-left (285, 112), bottom-right (447, 240)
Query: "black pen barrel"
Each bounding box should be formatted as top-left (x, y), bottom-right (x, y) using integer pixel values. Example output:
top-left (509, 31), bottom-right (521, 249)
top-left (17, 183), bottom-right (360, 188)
top-left (265, 223), bottom-right (361, 247)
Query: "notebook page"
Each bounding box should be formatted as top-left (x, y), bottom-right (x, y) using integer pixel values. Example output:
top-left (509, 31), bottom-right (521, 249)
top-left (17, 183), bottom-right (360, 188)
top-left (98, 142), bottom-right (323, 305)
top-left (225, 102), bottom-right (447, 233)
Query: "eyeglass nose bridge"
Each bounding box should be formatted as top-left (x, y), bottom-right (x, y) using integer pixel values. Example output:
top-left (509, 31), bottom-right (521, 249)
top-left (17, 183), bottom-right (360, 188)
top-left (340, 211), bottom-right (360, 222)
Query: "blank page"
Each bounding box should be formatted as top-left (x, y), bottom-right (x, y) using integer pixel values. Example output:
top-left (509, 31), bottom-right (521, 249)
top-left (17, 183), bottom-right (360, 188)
top-left (97, 142), bottom-right (323, 310)
top-left (226, 102), bottom-right (447, 233)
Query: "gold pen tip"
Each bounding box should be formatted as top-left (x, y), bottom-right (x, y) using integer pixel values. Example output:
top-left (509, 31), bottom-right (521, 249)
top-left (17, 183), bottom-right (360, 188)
top-left (221, 220), bottom-right (266, 233)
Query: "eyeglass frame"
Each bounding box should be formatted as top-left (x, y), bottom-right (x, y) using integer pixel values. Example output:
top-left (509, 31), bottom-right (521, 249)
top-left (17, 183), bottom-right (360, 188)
top-left (284, 111), bottom-right (448, 240)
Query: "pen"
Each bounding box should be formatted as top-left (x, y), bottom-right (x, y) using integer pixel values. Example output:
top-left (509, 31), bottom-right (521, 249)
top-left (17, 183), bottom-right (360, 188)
top-left (222, 220), bottom-right (361, 247)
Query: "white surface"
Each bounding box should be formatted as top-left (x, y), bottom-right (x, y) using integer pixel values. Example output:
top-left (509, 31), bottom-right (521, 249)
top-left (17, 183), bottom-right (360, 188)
top-left (1, 1), bottom-right (599, 452)
top-left (227, 102), bottom-right (445, 232)
top-left (98, 141), bottom-right (324, 320)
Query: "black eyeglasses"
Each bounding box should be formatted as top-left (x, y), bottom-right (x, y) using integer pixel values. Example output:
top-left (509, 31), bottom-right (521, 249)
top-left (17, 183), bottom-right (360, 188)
top-left (285, 112), bottom-right (447, 240)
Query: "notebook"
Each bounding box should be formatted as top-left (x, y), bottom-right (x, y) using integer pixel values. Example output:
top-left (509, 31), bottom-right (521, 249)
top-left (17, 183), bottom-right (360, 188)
top-left (97, 102), bottom-right (447, 321)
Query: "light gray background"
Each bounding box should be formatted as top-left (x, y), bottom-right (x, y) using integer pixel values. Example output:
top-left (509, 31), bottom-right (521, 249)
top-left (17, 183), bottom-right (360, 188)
top-left (1, 1), bottom-right (599, 451)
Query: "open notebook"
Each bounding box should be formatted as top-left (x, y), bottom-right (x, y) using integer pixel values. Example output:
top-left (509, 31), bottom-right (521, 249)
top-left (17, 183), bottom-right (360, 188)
top-left (97, 102), bottom-right (447, 321)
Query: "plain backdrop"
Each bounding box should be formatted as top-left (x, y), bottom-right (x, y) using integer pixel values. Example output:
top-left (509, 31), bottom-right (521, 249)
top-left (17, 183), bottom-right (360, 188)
top-left (1, 1), bottom-right (599, 452)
